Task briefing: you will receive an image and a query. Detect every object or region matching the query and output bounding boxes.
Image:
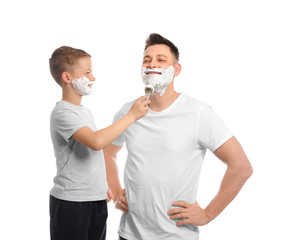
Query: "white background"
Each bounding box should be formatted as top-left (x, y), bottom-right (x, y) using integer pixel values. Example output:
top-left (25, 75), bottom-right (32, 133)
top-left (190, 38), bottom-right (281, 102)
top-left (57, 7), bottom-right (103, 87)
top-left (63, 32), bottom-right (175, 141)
top-left (0, 0), bottom-right (282, 239)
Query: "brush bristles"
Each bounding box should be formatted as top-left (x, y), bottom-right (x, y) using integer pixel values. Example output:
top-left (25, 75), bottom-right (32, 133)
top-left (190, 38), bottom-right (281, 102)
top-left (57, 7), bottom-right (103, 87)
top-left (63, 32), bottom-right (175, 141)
top-left (145, 88), bottom-right (153, 94)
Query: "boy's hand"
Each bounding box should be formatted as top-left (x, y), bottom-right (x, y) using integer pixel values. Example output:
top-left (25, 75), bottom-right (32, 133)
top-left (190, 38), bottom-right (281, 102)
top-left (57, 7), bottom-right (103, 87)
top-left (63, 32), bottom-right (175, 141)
top-left (127, 96), bottom-right (150, 121)
top-left (107, 187), bottom-right (114, 203)
top-left (114, 189), bottom-right (128, 213)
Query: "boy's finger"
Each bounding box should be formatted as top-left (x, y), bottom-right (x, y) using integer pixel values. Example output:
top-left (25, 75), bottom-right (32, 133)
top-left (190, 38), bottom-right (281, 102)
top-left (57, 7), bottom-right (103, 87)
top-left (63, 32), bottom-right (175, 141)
top-left (107, 188), bottom-right (114, 199)
top-left (144, 100), bottom-right (151, 105)
top-left (107, 193), bottom-right (113, 202)
top-left (139, 95), bottom-right (148, 102)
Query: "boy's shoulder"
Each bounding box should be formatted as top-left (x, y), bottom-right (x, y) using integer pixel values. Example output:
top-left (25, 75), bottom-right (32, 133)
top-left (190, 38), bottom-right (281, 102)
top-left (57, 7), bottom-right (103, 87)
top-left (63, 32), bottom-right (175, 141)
top-left (52, 101), bottom-right (89, 113)
top-left (52, 100), bottom-right (77, 110)
top-left (51, 101), bottom-right (71, 117)
top-left (51, 101), bottom-right (91, 121)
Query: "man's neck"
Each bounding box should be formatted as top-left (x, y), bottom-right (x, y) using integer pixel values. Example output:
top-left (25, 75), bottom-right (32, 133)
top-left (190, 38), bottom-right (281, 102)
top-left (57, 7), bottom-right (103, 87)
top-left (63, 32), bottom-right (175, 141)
top-left (149, 86), bottom-right (180, 112)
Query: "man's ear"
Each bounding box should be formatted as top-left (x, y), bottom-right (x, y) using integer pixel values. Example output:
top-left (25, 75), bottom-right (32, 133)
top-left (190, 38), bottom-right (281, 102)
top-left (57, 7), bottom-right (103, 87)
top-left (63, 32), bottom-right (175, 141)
top-left (174, 63), bottom-right (182, 77)
top-left (61, 72), bottom-right (72, 84)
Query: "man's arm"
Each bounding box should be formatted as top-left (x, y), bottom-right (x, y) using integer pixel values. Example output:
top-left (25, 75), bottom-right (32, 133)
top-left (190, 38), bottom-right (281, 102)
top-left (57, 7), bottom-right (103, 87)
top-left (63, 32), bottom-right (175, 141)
top-left (104, 144), bottom-right (128, 213)
top-left (204, 136), bottom-right (253, 221)
top-left (168, 136), bottom-right (253, 226)
top-left (72, 96), bottom-right (149, 151)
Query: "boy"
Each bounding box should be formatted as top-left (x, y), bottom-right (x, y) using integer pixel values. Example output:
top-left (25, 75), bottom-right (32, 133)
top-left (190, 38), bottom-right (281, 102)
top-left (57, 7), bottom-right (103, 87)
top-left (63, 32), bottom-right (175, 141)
top-left (49, 46), bottom-right (150, 240)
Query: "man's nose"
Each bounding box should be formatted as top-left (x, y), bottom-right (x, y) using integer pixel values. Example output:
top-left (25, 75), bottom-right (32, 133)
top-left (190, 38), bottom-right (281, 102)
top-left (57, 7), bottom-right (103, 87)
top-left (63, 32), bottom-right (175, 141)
top-left (149, 61), bottom-right (157, 69)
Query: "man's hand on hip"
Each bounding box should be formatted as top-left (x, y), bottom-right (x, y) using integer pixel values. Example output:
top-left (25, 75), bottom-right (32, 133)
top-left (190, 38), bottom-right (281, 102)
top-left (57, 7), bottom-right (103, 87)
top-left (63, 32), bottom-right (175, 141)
top-left (167, 201), bottom-right (211, 226)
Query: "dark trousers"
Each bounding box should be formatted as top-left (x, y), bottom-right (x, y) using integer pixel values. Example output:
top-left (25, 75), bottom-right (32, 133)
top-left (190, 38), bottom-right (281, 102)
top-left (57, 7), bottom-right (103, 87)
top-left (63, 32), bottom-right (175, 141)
top-left (50, 195), bottom-right (108, 240)
top-left (119, 237), bottom-right (127, 240)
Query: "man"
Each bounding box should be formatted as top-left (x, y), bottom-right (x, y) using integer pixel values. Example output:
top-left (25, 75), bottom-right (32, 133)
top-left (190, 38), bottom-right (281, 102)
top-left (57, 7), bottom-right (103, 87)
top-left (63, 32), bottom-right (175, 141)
top-left (104, 33), bottom-right (253, 240)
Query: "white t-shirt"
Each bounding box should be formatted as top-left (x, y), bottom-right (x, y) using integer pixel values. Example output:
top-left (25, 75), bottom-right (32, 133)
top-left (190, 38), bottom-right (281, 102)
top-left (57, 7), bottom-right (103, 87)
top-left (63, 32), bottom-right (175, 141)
top-left (50, 101), bottom-right (107, 202)
top-left (113, 94), bottom-right (233, 240)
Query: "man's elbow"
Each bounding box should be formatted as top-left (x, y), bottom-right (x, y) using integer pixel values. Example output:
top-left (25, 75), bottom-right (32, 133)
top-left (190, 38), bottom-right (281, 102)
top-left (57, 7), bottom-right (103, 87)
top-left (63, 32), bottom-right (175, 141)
top-left (232, 159), bottom-right (253, 181)
top-left (242, 161), bottom-right (253, 180)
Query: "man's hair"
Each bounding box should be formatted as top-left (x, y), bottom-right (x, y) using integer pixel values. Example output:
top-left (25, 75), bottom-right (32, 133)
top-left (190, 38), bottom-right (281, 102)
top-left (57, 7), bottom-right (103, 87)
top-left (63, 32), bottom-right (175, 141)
top-left (49, 46), bottom-right (91, 85)
top-left (144, 33), bottom-right (179, 61)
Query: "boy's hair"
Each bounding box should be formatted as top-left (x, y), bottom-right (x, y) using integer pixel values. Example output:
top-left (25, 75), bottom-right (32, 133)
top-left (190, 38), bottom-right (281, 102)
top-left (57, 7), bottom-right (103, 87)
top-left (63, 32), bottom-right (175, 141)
top-left (49, 46), bottom-right (91, 85)
top-left (144, 33), bottom-right (179, 61)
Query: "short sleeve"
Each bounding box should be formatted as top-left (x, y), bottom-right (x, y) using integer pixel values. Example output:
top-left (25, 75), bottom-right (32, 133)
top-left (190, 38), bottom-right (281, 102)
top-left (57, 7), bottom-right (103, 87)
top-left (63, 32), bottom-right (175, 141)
top-left (111, 110), bottom-right (125, 146)
top-left (197, 105), bottom-right (233, 152)
top-left (53, 109), bottom-right (88, 142)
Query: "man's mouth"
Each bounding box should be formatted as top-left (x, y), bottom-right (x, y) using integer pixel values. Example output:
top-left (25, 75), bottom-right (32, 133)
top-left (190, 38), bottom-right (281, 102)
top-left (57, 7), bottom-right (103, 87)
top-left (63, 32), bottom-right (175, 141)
top-left (146, 71), bottom-right (162, 75)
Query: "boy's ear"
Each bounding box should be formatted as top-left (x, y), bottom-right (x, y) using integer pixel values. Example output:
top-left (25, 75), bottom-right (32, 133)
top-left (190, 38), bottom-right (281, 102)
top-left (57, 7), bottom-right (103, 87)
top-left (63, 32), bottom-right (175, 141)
top-left (61, 72), bottom-right (72, 84)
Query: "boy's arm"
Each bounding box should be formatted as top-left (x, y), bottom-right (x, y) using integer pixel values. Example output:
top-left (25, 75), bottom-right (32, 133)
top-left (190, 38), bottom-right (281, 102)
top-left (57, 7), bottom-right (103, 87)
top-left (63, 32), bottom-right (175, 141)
top-left (104, 144), bottom-right (128, 213)
top-left (72, 96), bottom-right (149, 151)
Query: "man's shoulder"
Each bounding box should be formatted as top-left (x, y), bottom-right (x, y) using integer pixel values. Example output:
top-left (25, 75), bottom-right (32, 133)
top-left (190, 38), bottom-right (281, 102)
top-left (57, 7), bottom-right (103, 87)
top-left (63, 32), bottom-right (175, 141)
top-left (180, 94), bottom-right (207, 110)
top-left (112, 98), bottom-right (137, 123)
top-left (116, 99), bottom-right (137, 114)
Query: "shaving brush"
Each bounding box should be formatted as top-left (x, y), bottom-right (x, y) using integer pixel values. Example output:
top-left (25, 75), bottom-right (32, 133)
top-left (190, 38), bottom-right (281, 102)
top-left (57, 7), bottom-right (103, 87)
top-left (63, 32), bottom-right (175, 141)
top-left (144, 85), bottom-right (154, 99)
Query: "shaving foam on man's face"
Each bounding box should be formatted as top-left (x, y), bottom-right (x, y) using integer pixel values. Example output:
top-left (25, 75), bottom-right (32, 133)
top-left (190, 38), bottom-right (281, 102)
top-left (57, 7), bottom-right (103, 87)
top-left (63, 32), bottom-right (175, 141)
top-left (71, 76), bottom-right (93, 96)
top-left (141, 65), bottom-right (174, 96)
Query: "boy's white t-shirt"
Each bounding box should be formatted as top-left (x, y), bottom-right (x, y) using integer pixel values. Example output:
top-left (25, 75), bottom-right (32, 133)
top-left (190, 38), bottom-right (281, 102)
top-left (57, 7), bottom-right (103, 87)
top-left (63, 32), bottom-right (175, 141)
top-left (113, 94), bottom-right (233, 240)
top-left (50, 101), bottom-right (107, 202)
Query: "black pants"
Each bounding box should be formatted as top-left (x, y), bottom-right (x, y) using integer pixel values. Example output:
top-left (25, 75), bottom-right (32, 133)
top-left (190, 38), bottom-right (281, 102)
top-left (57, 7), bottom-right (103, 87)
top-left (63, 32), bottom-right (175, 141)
top-left (119, 237), bottom-right (127, 240)
top-left (50, 195), bottom-right (108, 240)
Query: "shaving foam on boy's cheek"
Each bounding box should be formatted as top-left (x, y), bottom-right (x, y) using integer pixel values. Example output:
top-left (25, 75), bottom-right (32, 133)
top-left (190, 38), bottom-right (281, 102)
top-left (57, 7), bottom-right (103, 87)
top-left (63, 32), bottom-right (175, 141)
top-left (71, 76), bottom-right (93, 96)
top-left (141, 66), bottom-right (174, 96)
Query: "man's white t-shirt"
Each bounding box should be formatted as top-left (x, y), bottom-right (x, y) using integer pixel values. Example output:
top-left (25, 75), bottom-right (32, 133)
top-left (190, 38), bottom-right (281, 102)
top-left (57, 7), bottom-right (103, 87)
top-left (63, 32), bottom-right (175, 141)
top-left (113, 94), bottom-right (233, 240)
